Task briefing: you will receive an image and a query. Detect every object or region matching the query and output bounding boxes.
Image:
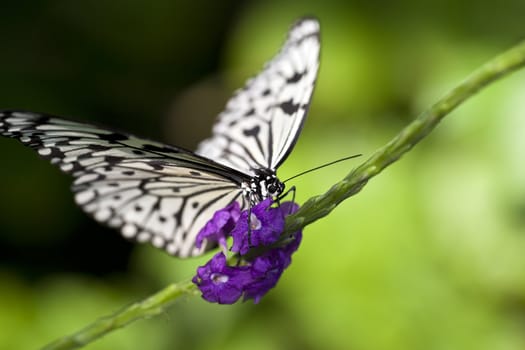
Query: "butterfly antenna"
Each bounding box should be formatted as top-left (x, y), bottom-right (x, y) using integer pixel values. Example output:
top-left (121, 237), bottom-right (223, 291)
top-left (283, 154), bottom-right (362, 183)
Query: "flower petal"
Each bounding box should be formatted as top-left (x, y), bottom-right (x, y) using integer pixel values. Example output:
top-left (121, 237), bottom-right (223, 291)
top-left (192, 252), bottom-right (251, 304)
top-left (195, 201), bottom-right (240, 250)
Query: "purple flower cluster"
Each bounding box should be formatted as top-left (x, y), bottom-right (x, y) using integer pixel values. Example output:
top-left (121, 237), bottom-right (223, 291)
top-left (192, 199), bottom-right (301, 304)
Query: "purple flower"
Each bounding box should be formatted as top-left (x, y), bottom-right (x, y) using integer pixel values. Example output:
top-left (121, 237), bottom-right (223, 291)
top-left (192, 252), bottom-right (251, 304)
top-left (280, 201), bottom-right (300, 216)
top-left (230, 198), bottom-right (285, 255)
top-left (243, 227), bottom-right (302, 303)
top-left (193, 199), bottom-right (303, 304)
top-left (243, 249), bottom-right (289, 303)
top-left (195, 201), bottom-right (241, 251)
top-left (280, 231), bottom-right (302, 264)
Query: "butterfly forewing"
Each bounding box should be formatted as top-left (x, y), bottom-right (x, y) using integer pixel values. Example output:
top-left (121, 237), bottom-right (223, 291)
top-left (0, 111), bottom-right (249, 257)
top-left (196, 18), bottom-right (320, 174)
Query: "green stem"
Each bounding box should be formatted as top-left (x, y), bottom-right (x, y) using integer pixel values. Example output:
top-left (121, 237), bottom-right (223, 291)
top-left (41, 281), bottom-right (197, 350)
top-left (42, 40), bottom-right (525, 350)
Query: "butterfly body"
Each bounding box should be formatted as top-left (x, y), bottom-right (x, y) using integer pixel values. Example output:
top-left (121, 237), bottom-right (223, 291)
top-left (243, 169), bottom-right (284, 205)
top-left (0, 18), bottom-right (320, 257)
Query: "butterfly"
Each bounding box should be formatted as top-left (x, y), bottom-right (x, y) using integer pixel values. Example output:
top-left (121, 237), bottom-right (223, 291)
top-left (0, 18), bottom-right (320, 258)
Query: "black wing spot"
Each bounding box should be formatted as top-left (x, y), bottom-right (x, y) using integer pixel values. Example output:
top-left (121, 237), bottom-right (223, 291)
top-left (49, 148), bottom-right (64, 158)
top-left (88, 144), bottom-right (109, 152)
top-left (286, 70), bottom-right (305, 84)
top-left (108, 182), bottom-right (119, 187)
top-left (280, 99), bottom-right (300, 115)
top-left (122, 170), bottom-right (135, 176)
top-left (69, 162), bottom-right (83, 173)
top-left (148, 160), bottom-right (165, 170)
top-left (132, 150), bottom-right (145, 155)
top-left (244, 108), bottom-right (255, 117)
top-left (172, 187), bottom-right (180, 193)
top-left (262, 88), bottom-right (271, 96)
top-left (143, 144), bottom-right (178, 153)
top-left (192, 202), bottom-right (199, 209)
top-left (106, 156), bottom-right (124, 164)
top-left (189, 171), bottom-right (201, 176)
top-left (134, 205), bottom-right (142, 212)
top-left (243, 125), bottom-right (260, 137)
top-left (113, 195), bottom-right (121, 200)
top-left (159, 216), bottom-right (166, 223)
top-left (99, 133), bottom-right (129, 143)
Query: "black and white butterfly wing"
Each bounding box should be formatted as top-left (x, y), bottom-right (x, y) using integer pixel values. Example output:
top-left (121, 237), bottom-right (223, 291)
top-left (0, 111), bottom-right (249, 257)
top-left (196, 18), bottom-right (320, 175)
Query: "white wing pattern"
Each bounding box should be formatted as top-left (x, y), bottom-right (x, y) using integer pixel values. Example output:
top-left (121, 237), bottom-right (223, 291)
top-left (0, 17), bottom-right (321, 257)
top-left (0, 111), bottom-right (249, 257)
top-left (196, 18), bottom-right (320, 175)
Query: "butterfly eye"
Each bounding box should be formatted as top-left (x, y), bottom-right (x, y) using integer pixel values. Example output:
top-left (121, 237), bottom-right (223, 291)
top-left (267, 181), bottom-right (284, 196)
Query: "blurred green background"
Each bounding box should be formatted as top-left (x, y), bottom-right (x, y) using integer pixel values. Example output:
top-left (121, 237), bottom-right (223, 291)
top-left (1, 1), bottom-right (525, 349)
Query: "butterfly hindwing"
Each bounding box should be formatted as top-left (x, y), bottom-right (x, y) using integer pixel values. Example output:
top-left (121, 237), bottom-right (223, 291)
top-left (196, 18), bottom-right (320, 175)
top-left (0, 111), bottom-right (248, 257)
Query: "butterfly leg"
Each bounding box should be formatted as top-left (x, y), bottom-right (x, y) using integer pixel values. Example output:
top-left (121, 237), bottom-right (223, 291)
top-left (277, 185), bottom-right (296, 215)
top-left (246, 204), bottom-right (254, 250)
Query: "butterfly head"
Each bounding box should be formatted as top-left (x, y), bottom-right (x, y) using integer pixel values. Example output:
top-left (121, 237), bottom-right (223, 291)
top-left (249, 169), bottom-right (285, 204)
